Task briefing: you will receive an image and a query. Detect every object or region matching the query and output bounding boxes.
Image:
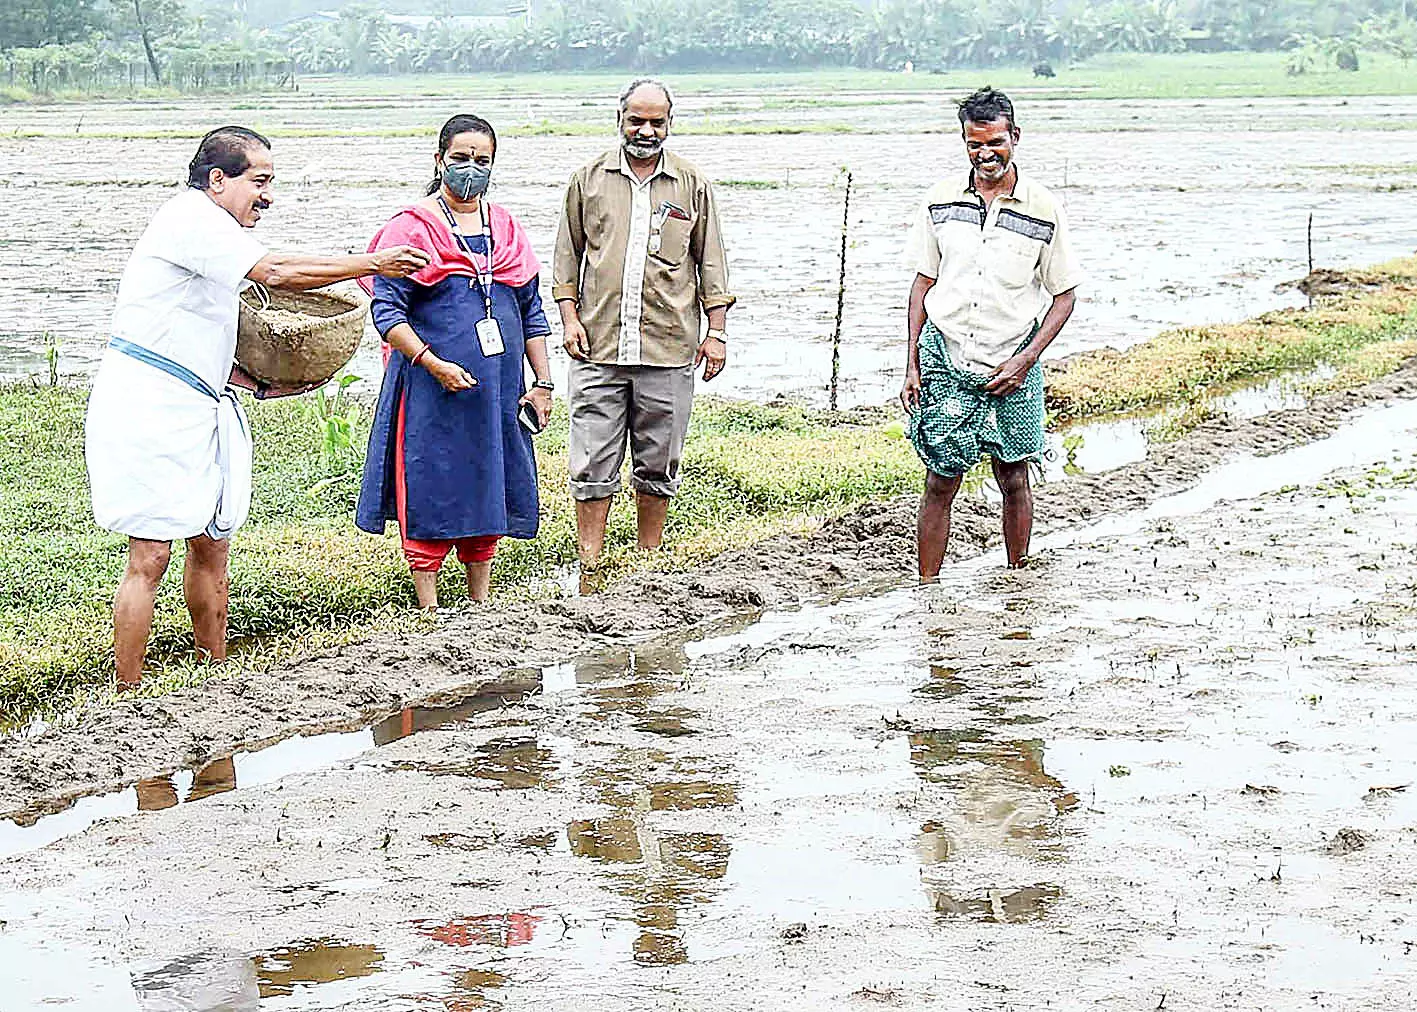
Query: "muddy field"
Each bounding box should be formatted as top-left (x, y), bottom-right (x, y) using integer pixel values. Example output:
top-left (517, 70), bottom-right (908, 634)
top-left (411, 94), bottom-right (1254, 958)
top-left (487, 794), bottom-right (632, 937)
top-left (2, 358), bottom-right (1416, 1008)
top-left (4, 90), bottom-right (1417, 405)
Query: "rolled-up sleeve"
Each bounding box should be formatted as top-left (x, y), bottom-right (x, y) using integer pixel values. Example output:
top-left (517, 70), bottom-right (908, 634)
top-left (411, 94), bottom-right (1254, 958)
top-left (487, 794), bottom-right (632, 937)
top-left (691, 178), bottom-right (735, 311)
top-left (1041, 203), bottom-right (1085, 296)
top-left (552, 171), bottom-right (586, 303)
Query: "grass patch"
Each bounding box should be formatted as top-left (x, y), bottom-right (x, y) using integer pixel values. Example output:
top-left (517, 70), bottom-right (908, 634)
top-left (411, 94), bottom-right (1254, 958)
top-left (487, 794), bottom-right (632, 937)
top-left (0, 389), bottom-right (917, 721)
top-left (1048, 256), bottom-right (1417, 420)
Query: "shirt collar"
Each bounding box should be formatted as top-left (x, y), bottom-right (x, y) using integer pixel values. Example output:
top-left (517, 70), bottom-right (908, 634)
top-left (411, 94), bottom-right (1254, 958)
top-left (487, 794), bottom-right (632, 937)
top-left (613, 148), bottom-right (671, 183)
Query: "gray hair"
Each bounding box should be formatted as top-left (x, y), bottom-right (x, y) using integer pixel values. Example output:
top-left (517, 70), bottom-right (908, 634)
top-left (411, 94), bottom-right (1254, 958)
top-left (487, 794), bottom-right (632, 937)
top-left (618, 77), bottom-right (674, 117)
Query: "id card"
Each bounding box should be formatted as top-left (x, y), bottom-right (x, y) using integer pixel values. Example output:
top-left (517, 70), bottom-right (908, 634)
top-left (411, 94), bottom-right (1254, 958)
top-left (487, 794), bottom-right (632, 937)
top-left (476, 316), bottom-right (505, 357)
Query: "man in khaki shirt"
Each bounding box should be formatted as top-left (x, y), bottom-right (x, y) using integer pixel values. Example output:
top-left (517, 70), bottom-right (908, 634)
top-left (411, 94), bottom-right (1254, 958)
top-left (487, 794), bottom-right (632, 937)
top-left (554, 78), bottom-right (735, 579)
top-left (900, 87), bottom-right (1082, 579)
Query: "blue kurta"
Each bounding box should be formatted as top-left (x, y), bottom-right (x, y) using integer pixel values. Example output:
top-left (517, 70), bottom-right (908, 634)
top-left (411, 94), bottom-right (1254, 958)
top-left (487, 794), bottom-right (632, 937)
top-left (356, 235), bottom-right (550, 541)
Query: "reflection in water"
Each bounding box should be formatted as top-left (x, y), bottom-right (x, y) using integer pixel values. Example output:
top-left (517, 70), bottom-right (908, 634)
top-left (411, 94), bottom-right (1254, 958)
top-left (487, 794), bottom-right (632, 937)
top-left (928, 883), bottom-right (1063, 923)
top-left (134, 757), bottom-right (238, 812)
top-left (392, 737), bottom-right (557, 790)
top-left (560, 644), bottom-right (738, 965)
top-left (417, 913), bottom-right (541, 949)
top-left (915, 821), bottom-right (955, 864)
top-left (444, 967), bottom-right (509, 1010)
top-left (253, 939), bottom-right (384, 997)
top-left (7, 672), bottom-right (541, 842)
top-left (577, 643), bottom-right (701, 736)
top-left (131, 951), bottom-right (259, 1011)
top-left (371, 670), bottom-right (542, 746)
top-left (913, 664), bottom-right (965, 700)
top-left (909, 661), bottom-right (1073, 916)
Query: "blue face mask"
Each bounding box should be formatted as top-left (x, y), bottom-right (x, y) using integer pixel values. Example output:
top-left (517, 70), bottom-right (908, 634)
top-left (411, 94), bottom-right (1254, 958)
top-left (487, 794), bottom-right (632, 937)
top-left (442, 160), bottom-right (491, 200)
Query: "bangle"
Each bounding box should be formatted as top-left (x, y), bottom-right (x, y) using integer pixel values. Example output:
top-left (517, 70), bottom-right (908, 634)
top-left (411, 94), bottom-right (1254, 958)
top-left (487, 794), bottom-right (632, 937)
top-left (411, 343), bottom-right (431, 367)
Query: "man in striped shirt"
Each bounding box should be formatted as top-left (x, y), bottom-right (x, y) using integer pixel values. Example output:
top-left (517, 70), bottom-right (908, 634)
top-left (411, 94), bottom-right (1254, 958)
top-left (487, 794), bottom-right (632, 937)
top-left (901, 87), bottom-right (1084, 577)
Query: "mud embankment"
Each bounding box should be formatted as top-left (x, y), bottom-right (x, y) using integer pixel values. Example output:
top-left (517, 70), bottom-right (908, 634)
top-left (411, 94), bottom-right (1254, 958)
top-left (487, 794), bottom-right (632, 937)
top-left (2, 357), bottom-right (1416, 820)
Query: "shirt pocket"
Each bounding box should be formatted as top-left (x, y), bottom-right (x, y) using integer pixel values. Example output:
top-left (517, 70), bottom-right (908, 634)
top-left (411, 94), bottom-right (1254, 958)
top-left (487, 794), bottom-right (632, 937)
top-left (986, 230), bottom-right (1041, 288)
top-left (649, 213), bottom-right (692, 268)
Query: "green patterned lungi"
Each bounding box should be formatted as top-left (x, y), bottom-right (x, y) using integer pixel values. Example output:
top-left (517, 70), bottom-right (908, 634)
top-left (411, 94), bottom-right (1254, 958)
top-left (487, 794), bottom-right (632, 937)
top-left (908, 321), bottom-right (1045, 478)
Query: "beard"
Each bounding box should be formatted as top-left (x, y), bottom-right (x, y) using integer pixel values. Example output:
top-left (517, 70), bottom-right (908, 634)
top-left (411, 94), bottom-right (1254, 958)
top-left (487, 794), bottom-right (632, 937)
top-left (623, 134), bottom-right (664, 159)
top-left (973, 154), bottom-right (1009, 177)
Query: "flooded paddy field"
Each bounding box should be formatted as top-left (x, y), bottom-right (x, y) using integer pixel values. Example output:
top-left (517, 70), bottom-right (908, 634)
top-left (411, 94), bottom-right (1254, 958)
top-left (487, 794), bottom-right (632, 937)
top-left (4, 88), bottom-right (1417, 405)
top-left (3, 368), bottom-right (1417, 1008)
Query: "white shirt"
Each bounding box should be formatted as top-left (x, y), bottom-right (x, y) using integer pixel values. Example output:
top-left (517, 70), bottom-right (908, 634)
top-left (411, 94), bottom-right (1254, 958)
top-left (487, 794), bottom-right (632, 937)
top-left (86, 188), bottom-right (267, 540)
top-left (109, 187), bottom-right (267, 393)
top-left (614, 151), bottom-right (666, 366)
top-left (904, 168), bottom-right (1084, 373)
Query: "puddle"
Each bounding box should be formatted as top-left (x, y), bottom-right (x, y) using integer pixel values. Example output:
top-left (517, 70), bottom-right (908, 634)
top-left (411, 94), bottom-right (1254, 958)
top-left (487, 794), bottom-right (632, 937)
top-left (4, 393), bottom-right (1417, 1004)
top-left (1019, 394), bottom-right (1417, 567)
top-left (1040, 363), bottom-right (1336, 483)
top-left (390, 736), bottom-right (559, 789)
top-left (253, 939), bottom-right (385, 997)
top-left (0, 671), bottom-right (544, 858)
top-left (926, 882), bottom-right (1063, 923)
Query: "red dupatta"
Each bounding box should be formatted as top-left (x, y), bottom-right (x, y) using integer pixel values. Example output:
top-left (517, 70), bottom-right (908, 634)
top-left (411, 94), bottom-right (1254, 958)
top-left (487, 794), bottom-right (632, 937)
top-left (357, 202), bottom-right (541, 297)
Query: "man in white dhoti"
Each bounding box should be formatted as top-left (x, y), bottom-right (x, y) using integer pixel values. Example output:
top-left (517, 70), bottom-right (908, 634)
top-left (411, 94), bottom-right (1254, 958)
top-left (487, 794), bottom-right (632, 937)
top-left (86, 125), bottom-right (429, 690)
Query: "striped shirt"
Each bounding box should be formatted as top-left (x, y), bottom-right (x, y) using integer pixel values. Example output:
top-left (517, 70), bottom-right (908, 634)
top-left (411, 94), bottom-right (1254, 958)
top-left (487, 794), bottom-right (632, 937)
top-left (904, 167), bottom-right (1084, 373)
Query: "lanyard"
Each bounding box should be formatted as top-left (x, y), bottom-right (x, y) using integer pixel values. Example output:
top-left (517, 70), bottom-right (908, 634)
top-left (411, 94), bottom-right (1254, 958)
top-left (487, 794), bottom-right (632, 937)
top-left (437, 195), bottom-right (495, 320)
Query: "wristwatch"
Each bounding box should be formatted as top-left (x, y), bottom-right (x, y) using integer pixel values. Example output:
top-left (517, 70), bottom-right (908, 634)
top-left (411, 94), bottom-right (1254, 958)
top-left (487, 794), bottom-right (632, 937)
top-left (706, 328), bottom-right (727, 343)
top-left (532, 379), bottom-right (555, 391)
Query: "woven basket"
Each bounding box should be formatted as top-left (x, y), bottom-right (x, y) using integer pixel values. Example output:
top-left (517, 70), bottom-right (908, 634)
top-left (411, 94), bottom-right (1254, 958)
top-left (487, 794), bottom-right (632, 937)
top-left (236, 285), bottom-right (367, 387)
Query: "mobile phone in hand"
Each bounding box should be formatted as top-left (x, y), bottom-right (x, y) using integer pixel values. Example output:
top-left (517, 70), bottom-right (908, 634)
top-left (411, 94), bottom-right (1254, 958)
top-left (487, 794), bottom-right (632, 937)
top-left (518, 399), bottom-right (544, 434)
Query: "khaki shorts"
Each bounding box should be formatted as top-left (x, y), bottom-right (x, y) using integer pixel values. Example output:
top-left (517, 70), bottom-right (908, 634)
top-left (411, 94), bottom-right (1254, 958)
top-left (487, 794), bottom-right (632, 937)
top-left (568, 360), bottom-right (695, 501)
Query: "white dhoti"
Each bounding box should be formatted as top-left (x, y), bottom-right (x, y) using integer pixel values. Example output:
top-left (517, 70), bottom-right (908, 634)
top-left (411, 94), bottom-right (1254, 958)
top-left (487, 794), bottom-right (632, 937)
top-left (86, 346), bottom-right (252, 542)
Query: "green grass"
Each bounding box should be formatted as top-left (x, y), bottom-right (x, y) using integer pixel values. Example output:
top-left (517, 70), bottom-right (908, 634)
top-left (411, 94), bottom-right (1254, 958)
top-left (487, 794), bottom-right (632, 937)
top-left (0, 390), bottom-right (917, 720)
top-left (1048, 256), bottom-right (1417, 420)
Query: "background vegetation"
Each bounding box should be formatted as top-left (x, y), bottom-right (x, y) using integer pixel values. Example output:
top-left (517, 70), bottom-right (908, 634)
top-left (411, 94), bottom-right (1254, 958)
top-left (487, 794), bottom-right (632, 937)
top-left (4, 0), bottom-right (1416, 97)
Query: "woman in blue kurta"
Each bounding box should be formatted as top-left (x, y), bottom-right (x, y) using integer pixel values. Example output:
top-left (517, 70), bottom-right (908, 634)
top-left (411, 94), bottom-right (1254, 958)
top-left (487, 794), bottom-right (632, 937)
top-left (356, 114), bottom-right (555, 608)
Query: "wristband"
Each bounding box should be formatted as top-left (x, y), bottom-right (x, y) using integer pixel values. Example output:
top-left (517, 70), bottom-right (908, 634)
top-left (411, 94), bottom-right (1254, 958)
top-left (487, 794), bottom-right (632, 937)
top-left (532, 379), bottom-right (555, 391)
top-left (706, 328), bottom-right (727, 343)
top-left (411, 343), bottom-right (431, 367)
top-left (253, 381), bottom-right (270, 400)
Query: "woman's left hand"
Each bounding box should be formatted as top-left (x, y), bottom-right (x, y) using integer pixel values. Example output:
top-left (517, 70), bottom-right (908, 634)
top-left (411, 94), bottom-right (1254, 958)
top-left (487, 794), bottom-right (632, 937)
top-left (520, 386), bottom-right (553, 429)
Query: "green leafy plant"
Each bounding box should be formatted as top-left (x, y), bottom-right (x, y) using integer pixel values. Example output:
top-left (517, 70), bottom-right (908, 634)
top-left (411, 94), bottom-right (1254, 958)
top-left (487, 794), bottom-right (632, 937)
top-left (43, 332), bottom-right (61, 387)
top-left (310, 374), bottom-right (363, 473)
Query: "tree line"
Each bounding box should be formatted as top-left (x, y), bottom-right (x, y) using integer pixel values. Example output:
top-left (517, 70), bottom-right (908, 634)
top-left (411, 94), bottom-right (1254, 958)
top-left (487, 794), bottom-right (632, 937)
top-left (3, 0), bottom-right (1415, 94)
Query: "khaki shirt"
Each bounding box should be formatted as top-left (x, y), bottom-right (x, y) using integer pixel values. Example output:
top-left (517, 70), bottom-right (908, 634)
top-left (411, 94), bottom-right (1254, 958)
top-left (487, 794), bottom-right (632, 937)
top-left (553, 148), bottom-right (735, 368)
top-left (904, 167), bottom-right (1084, 373)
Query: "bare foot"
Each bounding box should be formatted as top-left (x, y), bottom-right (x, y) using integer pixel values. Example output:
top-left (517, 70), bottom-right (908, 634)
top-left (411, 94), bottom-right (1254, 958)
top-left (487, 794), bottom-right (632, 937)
top-left (579, 564), bottom-right (606, 596)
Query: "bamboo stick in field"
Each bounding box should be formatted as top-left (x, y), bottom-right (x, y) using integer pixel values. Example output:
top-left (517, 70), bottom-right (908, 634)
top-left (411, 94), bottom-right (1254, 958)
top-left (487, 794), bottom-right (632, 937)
top-left (830, 170), bottom-right (852, 413)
